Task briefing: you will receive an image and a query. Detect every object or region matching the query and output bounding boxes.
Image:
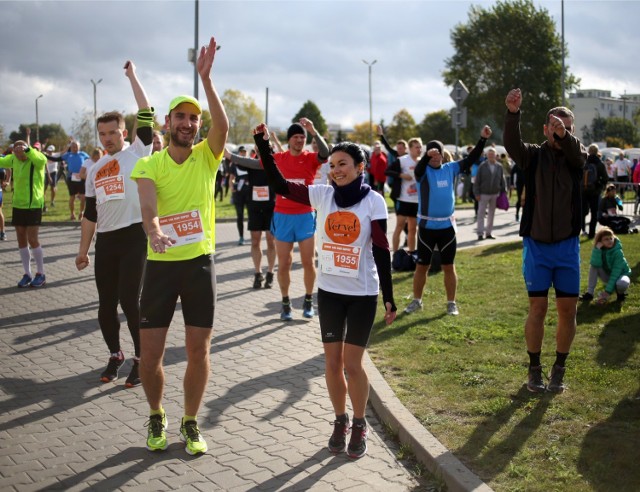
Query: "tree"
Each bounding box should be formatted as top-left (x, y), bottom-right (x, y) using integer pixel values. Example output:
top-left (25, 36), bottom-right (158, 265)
top-left (70, 110), bottom-right (98, 152)
top-left (443, 0), bottom-right (579, 142)
top-left (9, 123), bottom-right (68, 150)
top-left (384, 109), bottom-right (418, 143)
top-left (418, 110), bottom-right (456, 144)
top-left (292, 100), bottom-right (328, 143)
top-left (605, 117), bottom-right (638, 147)
top-left (347, 121), bottom-right (374, 144)
top-left (221, 89), bottom-right (264, 144)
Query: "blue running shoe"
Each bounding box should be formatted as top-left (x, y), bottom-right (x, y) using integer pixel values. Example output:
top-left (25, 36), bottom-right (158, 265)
top-left (30, 273), bottom-right (46, 288)
top-left (280, 302), bottom-right (293, 321)
top-left (17, 274), bottom-right (32, 288)
top-left (302, 298), bottom-right (315, 318)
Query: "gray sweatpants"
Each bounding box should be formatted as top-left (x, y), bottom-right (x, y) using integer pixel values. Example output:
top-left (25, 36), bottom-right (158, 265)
top-left (586, 266), bottom-right (630, 295)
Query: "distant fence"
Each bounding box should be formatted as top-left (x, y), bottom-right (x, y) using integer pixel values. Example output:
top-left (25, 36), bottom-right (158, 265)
top-left (608, 181), bottom-right (639, 219)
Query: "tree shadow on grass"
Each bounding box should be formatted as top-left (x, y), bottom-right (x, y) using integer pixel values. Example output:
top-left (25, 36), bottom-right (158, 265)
top-left (594, 311), bottom-right (640, 367)
top-left (454, 386), bottom-right (554, 481)
top-left (576, 381), bottom-right (640, 491)
top-left (476, 241), bottom-right (523, 257)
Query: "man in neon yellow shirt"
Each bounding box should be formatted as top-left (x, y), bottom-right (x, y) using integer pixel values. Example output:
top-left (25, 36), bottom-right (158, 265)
top-left (131, 36), bottom-right (228, 456)
top-left (0, 141), bottom-right (48, 287)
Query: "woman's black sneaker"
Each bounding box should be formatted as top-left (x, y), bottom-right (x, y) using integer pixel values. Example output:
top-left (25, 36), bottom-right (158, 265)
top-left (328, 417), bottom-right (350, 453)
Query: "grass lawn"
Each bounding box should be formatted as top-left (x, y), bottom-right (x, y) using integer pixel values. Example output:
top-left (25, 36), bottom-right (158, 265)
top-left (369, 235), bottom-right (640, 491)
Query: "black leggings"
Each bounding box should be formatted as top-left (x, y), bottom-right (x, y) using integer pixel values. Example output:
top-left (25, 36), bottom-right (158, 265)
top-left (234, 188), bottom-right (251, 238)
top-left (94, 223), bottom-right (146, 356)
top-left (317, 289), bottom-right (378, 347)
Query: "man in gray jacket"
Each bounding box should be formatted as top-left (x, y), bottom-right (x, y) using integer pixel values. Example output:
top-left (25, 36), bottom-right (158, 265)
top-left (473, 147), bottom-right (505, 240)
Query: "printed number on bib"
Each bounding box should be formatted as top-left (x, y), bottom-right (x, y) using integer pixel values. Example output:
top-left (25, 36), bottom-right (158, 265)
top-left (319, 242), bottom-right (361, 278)
top-left (95, 175), bottom-right (125, 204)
top-left (159, 210), bottom-right (204, 247)
top-left (252, 185), bottom-right (269, 202)
top-left (71, 172), bottom-right (82, 182)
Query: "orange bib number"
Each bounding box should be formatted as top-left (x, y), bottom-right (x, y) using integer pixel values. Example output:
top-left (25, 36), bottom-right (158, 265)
top-left (159, 210), bottom-right (204, 247)
top-left (319, 242), bottom-right (361, 278)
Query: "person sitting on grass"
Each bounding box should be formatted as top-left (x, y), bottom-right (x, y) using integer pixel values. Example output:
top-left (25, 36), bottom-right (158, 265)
top-left (579, 226), bottom-right (632, 304)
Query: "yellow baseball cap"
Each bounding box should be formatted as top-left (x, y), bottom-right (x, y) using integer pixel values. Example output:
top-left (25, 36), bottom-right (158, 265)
top-left (168, 95), bottom-right (202, 115)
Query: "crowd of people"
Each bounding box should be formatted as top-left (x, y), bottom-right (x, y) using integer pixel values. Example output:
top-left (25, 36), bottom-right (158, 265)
top-left (1, 41), bottom-right (637, 461)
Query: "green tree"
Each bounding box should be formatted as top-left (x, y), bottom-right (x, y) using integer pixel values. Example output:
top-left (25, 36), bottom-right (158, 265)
top-left (605, 117), bottom-right (638, 147)
top-left (385, 109), bottom-right (418, 143)
top-left (418, 110), bottom-right (456, 144)
top-left (221, 89), bottom-right (264, 144)
top-left (443, 0), bottom-right (579, 142)
top-left (292, 100), bottom-right (327, 143)
top-left (70, 110), bottom-right (99, 152)
top-left (347, 121), bottom-right (374, 144)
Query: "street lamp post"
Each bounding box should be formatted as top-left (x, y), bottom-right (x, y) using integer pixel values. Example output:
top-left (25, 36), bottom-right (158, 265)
top-left (91, 78), bottom-right (103, 148)
top-left (35, 94), bottom-right (43, 143)
top-left (362, 59), bottom-right (377, 146)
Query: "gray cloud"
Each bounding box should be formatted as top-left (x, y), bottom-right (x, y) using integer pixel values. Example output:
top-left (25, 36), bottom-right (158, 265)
top-left (1, 0), bottom-right (639, 143)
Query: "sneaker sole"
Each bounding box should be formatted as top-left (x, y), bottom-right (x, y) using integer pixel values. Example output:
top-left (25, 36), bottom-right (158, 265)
top-left (302, 312), bottom-right (314, 319)
top-left (328, 443), bottom-right (346, 453)
top-left (100, 376), bottom-right (118, 383)
top-left (526, 384), bottom-right (546, 394)
top-left (347, 443), bottom-right (368, 459)
top-left (124, 380), bottom-right (141, 388)
top-left (180, 434), bottom-right (207, 455)
top-left (147, 442), bottom-right (168, 451)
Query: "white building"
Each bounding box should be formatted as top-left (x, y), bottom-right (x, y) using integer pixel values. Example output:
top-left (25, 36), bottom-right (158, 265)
top-left (569, 89), bottom-right (640, 142)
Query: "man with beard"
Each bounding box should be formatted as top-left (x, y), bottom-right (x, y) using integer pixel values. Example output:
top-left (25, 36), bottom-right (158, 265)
top-left (131, 37), bottom-right (229, 455)
top-left (76, 60), bottom-right (154, 388)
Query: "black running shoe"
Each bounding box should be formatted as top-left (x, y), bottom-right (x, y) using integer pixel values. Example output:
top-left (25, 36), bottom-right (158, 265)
top-left (328, 417), bottom-right (350, 453)
top-left (347, 422), bottom-right (368, 459)
top-left (253, 273), bottom-right (264, 289)
top-left (264, 272), bottom-right (274, 289)
top-left (125, 360), bottom-right (141, 388)
top-left (616, 292), bottom-right (627, 303)
top-left (527, 365), bottom-right (546, 393)
top-left (547, 364), bottom-right (566, 394)
top-left (100, 352), bottom-right (125, 383)
top-left (579, 292), bottom-right (594, 301)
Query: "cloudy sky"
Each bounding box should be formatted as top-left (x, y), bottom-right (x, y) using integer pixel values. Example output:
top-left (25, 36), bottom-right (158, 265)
top-left (1, 0), bottom-right (639, 143)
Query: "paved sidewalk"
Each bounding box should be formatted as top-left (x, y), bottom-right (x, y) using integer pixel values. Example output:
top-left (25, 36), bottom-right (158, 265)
top-left (0, 206), bottom-right (516, 491)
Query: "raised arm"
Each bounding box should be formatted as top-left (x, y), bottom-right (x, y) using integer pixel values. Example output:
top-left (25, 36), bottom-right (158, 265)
top-left (224, 148), bottom-right (262, 170)
top-left (377, 125), bottom-right (398, 159)
top-left (299, 118), bottom-right (329, 161)
top-left (197, 36), bottom-right (229, 156)
top-left (253, 123), bottom-right (311, 206)
top-left (459, 125), bottom-right (491, 174)
top-left (125, 60), bottom-right (154, 146)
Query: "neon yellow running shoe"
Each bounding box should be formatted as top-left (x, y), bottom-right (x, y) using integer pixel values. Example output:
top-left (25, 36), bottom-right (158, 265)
top-left (180, 419), bottom-right (208, 455)
top-left (145, 413), bottom-right (168, 451)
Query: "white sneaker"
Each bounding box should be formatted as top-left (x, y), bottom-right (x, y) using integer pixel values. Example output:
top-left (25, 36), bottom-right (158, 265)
top-left (404, 299), bottom-right (423, 314)
top-left (447, 301), bottom-right (459, 316)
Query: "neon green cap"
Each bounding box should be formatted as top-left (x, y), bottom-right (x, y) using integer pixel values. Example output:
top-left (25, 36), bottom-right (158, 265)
top-left (168, 95), bottom-right (202, 115)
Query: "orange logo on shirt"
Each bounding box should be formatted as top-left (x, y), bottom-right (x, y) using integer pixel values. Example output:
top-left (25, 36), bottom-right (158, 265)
top-left (325, 211), bottom-right (360, 245)
top-left (95, 159), bottom-right (120, 180)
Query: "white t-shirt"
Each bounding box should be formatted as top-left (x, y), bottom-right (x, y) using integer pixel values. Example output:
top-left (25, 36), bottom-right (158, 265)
top-left (398, 154), bottom-right (419, 203)
top-left (614, 158), bottom-right (631, 178)
top-left (46, 155), bottom-right (59, 174)
top-left (313, 161), bottom-right (331, 185)
top-left (308, 185), bottom-right (388, 296)
top-left (85, 137), bottom-right (152, 233)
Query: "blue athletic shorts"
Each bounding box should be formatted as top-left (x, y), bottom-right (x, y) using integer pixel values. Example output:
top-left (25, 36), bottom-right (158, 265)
top-left (522, 236), bottom-right (580, 297)
top-left (271, 211), bottom-right (316, 243)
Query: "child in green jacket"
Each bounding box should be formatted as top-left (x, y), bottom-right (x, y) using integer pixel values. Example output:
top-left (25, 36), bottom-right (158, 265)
top-left (580, 226), bottom-right (632, 303)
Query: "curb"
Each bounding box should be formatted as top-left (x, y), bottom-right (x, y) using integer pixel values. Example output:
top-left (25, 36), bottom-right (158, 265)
top-left (365, 353), bottom-right (494, 492)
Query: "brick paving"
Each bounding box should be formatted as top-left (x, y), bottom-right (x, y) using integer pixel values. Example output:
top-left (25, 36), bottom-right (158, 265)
top-left (1, 218), bottom-right (431, 491)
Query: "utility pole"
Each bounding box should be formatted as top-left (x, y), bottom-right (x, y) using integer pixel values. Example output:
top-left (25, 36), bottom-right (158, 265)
top-left (35, 94), bottom-right (43, 143)
top-left (362, 59), bottom-right (377, 146)
top-left (90, 79), bottom-right (102, 148)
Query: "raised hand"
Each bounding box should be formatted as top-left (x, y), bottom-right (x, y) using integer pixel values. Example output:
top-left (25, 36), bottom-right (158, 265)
top-left (505, 88), bottom-right (522, 113)
top-left (123, 60), bottom-right (136, 78)
top-left (196, 36), bottom-right (219, 80)
top-left (481, 125), bottom-right (492, 139)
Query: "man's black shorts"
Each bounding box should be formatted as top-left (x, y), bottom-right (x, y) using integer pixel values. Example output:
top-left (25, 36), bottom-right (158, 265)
top-left (11, 208), bottom-right (42, 227)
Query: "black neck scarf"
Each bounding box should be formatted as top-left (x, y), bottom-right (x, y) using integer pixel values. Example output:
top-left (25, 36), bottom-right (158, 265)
top-left (331, 173), bottom-right (371, 208)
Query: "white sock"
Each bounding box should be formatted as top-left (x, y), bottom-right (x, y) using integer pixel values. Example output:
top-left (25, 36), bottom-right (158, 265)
top-left (19, 247), bottom-right (31, 276)
top-left (32, 246), bottom-right (45, 274)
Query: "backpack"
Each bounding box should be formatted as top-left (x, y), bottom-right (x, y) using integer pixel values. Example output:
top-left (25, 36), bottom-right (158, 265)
top-left (392, 249), bottom-right (416, 272)
top-left (583, 160), bottom-right (598, 191)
